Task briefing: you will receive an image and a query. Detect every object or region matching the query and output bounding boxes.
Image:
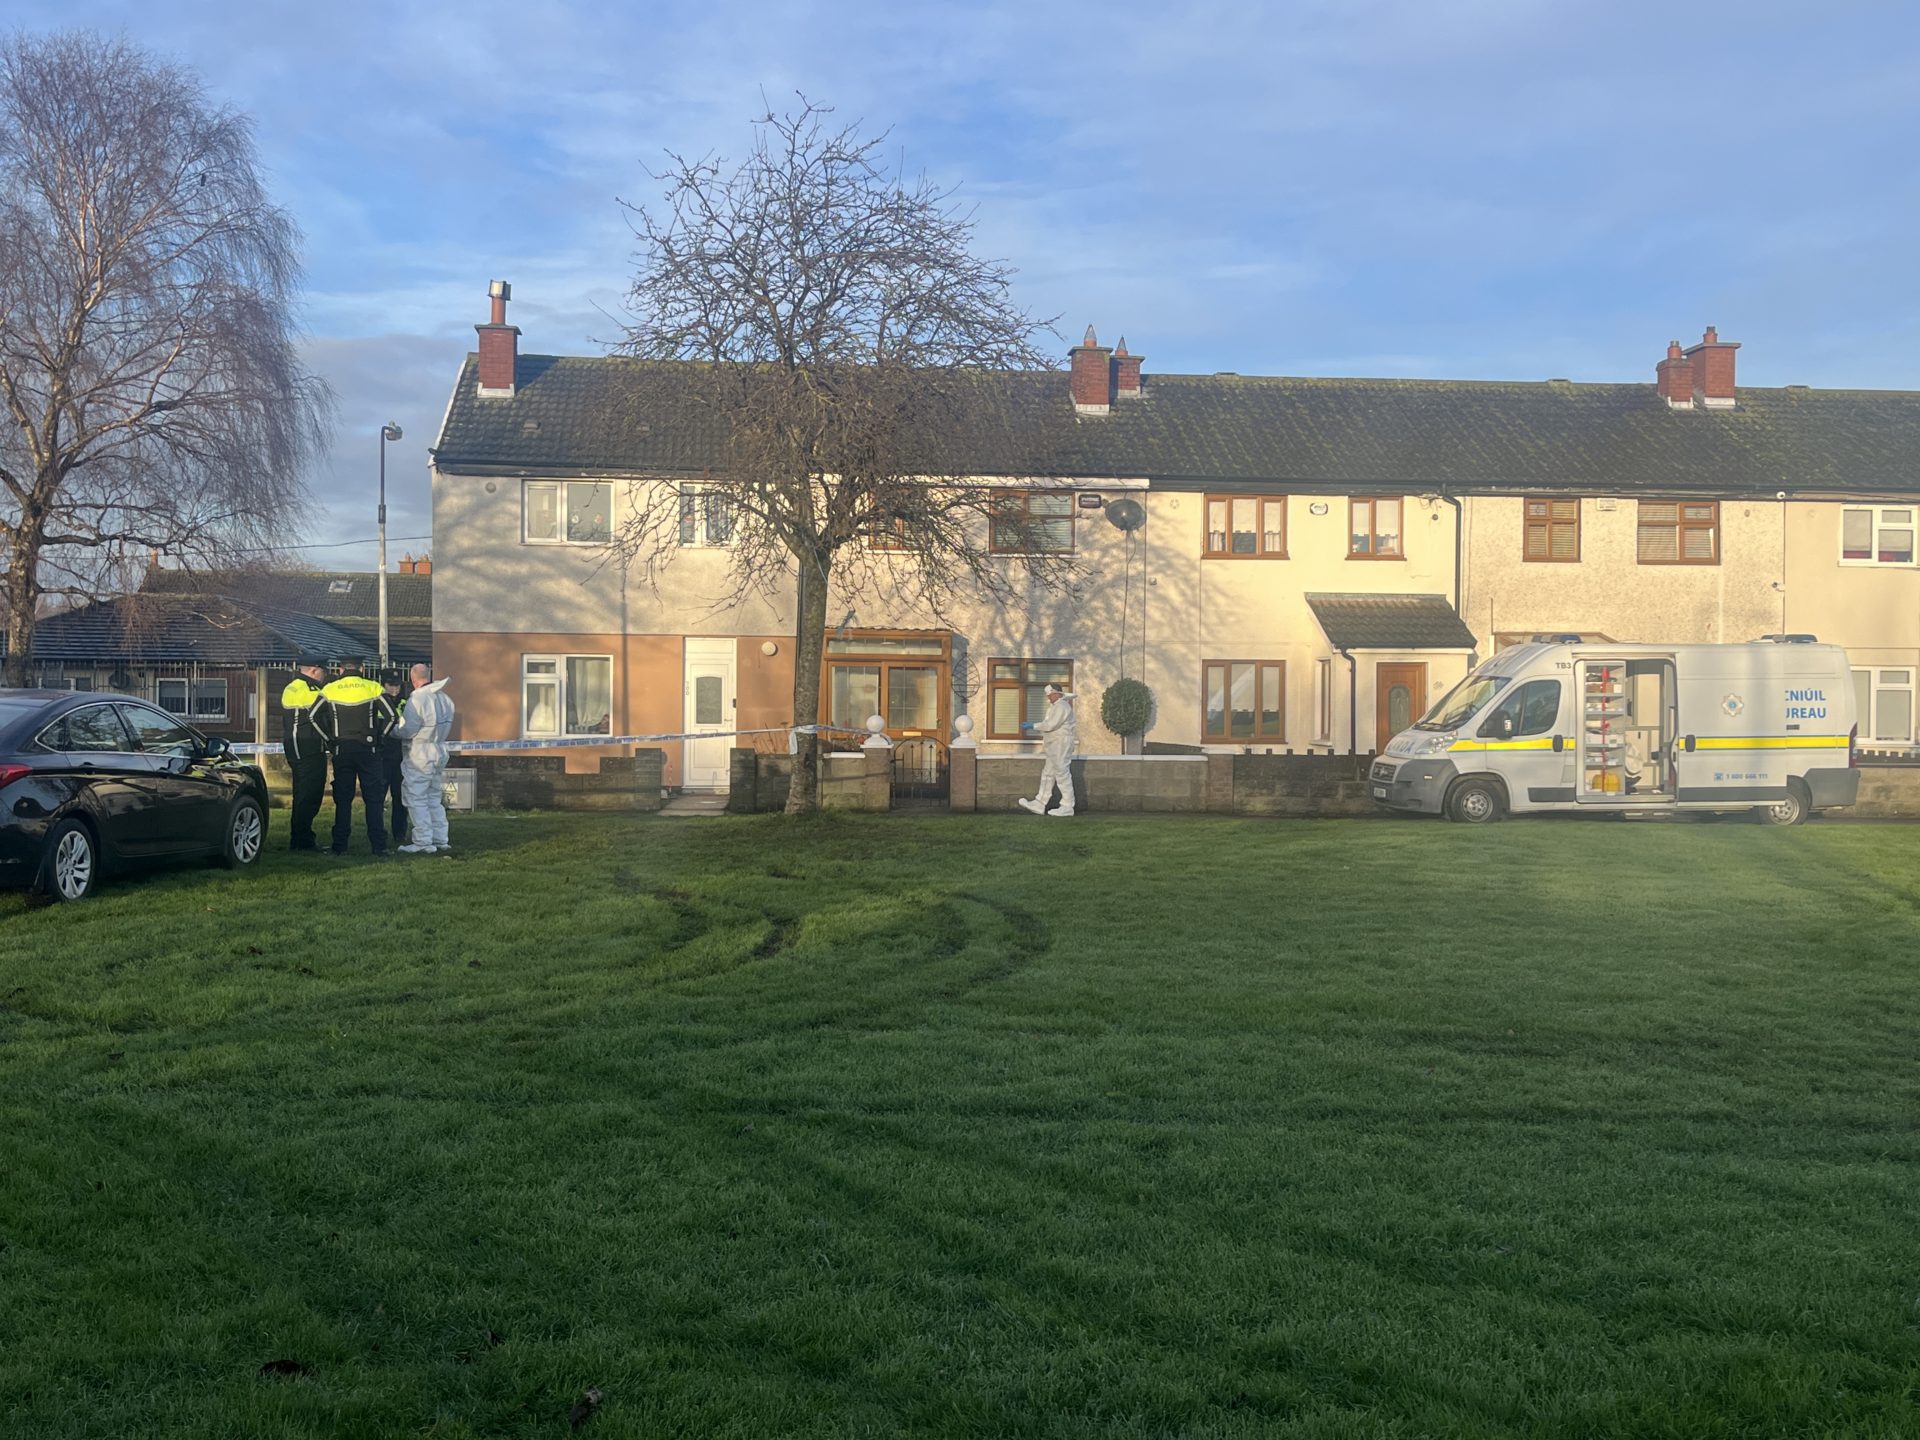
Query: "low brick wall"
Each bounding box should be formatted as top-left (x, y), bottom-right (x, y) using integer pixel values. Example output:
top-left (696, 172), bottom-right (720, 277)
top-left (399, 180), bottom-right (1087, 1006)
top-left (1849, 762), bottom-right (1920, 817)
top-left (975, 755), bottom-right (1214, 812)
top-left (1232, 753), bottom-right (1379, 816)
top-left (261, 750), bottom-right (665, 812)
top-left (729, 748), bottom-right (891, 811)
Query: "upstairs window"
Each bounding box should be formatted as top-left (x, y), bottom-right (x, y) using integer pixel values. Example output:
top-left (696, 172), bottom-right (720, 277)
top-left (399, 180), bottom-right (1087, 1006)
top-left (1523, 497), bottom-right (1581, 562)
top-left (1637, 501), bottom-right (1719, 565)
top-left (677, 486), bottom-right (735, 546)
top-left (524, 480), bottom-right (612, 545)
top-left (1348, 497), bottom-right (1403, 558)
top-left (1204, 495), bottom-right (1287, 558)
top-left (1841, 506), bottom-right (1914, 565)
top-left (989, 491), bottom-right (1074, 553)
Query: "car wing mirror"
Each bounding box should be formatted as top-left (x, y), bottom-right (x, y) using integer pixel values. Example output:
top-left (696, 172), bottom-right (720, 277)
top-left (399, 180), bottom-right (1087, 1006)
top-left (202, 735), bottom-right (233, 762)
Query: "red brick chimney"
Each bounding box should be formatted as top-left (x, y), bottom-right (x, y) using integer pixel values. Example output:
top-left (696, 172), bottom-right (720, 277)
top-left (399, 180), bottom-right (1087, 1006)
top-left (475, 280), bottom-right (519, 398)
top-left (399, 554), bottom-right (416, 575)
top-left (414, 554), bottom-right (432, 577)
top-left (1683, 325), bottom-right (1739, 408)
top-left (1656, 339), bottom-right (1691, 408)
top-left (1113, 337), bottom-right (1143, 400)
top-left (1070, 325), bottom-right (1114, 416)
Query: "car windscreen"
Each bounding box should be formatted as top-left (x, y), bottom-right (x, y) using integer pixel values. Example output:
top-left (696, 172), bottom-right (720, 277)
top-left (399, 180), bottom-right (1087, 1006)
top-left (1414, 674), bottom-right (1513, 731)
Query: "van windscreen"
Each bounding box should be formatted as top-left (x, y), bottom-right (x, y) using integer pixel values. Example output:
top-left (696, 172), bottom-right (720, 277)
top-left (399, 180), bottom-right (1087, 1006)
top-left (1416, 675), bottom-right (1512, 730)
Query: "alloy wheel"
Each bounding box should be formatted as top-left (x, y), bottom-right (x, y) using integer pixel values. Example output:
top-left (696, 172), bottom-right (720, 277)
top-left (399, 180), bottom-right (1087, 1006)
top-left (54, 830), bottom-right (93, 900)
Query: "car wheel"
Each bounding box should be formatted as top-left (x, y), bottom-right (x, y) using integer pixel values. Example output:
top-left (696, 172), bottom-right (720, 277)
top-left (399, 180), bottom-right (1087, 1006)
top-left (1446, 777), bottom-right (1505, 825)
top-left (1758, 781), bottom-right (1809, 827)
top-left (37, 819), bottom-right (100, 901)
top-left (220, 796), bottom-right (266, 868)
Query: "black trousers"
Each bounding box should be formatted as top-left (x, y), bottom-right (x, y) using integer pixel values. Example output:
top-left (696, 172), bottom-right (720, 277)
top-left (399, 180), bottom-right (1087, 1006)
top-left (288, 749), bottom-right (328, 850)
top-left (330, 745), bottom-right (389, 854)
top-left (380, 745), bottom-right (408, 843)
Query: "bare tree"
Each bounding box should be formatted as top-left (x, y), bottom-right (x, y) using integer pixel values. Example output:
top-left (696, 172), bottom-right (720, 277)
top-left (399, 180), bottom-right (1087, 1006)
top-left (612, 97), bottom-right (1069, 812)
top-left (0, 31), bottom-right (329, 685)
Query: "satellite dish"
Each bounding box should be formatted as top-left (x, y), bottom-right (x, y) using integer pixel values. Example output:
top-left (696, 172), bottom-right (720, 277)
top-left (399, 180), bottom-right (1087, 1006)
top-left (1105, 498), bottom-right (1146, 532)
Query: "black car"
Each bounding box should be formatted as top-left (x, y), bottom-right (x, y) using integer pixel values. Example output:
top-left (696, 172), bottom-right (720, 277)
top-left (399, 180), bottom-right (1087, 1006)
top-left (0, 689), bottom-right (270, 901)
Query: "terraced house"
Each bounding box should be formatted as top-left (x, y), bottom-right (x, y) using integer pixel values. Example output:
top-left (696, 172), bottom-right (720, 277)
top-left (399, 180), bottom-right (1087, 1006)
top-left (429, 287), bottom-right (1920, 788)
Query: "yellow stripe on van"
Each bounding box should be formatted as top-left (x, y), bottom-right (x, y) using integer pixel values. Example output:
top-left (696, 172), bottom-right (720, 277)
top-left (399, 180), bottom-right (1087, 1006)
top-left (1691, 736), bottom-right (1850, 750)
top-left (1448, 738), bottom-right (1559, 752)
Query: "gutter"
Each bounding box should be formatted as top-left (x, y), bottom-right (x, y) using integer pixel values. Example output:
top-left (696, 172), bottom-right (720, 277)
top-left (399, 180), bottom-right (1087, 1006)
top-left (1439, 489), bottom-right (1464, 616)
top-left (1338, 645), bottom-right (1358, 757)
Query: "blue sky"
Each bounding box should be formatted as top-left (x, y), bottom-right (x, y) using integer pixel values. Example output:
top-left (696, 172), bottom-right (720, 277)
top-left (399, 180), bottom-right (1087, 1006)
top-left (14, 0), bottom-right (1920, 566)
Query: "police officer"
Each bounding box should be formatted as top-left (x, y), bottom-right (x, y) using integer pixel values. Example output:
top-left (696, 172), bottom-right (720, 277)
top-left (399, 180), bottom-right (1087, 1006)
top-left (378, 669), bottom-right (409, 846)
top-left (280, 658), bottom-right (331, 851)
top-left (313, 663), bottom-right (398, 856)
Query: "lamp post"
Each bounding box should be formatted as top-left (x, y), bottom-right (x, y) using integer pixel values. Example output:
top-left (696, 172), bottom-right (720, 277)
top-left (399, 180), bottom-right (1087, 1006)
top-left (378, 421), bottom-right (403, 668)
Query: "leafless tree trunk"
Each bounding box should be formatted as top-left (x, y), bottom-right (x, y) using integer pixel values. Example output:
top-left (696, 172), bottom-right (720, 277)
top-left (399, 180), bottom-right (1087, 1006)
top-left (0, 32), bottom-right (329, 686)
top-left (611, 97), bottom-right (1069, 811)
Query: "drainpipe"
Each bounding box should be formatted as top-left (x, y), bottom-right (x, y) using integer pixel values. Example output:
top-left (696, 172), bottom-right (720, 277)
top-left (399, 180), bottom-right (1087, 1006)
top-left (1440, 489), bottom-right (1464, 617)
top-left (1339, 645), bottom-right (1358, 756)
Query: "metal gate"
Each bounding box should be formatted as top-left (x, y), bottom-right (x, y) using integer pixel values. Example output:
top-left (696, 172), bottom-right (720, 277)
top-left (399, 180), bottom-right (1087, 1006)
top-left (891, 736), bottom-right (949, 804)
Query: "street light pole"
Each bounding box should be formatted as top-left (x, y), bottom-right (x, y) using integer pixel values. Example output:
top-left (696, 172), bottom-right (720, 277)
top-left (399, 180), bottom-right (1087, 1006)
top-left (378, 422), bottom-right (403, 668)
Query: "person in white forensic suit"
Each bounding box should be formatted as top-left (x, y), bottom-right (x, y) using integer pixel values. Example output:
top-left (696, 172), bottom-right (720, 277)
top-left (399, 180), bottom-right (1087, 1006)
top-left (1017, 682), bottom-right (1077, 817)
top-left (395, 664), bottom-right (456, 854)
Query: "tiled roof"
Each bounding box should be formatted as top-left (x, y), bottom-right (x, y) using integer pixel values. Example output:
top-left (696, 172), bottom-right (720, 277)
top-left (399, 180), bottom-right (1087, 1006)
top-left (8, 596), bottom-right (375, 665)
top-left (1307, 593), bottom-right (1478, 651)
top-left (140, 568), bottom-right (433, 621)
top-left (433, 354), bottom-right (1920, 497)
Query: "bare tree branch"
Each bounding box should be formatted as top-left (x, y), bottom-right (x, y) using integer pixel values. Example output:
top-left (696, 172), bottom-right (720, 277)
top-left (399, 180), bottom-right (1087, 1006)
top-left (608, 96), bottom-right (1068, 811)
top-left (0, 30), bottom-right (330, 683)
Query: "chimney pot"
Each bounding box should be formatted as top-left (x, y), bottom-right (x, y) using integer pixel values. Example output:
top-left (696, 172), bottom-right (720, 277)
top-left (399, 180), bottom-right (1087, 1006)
top-left (476, 280), bottom-right (520, 398)
top-left (1069, 326), bottom-right (1114, 415)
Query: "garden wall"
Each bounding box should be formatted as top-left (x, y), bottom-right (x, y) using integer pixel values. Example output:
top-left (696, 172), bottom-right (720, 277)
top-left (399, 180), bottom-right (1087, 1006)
top-left (727, 749), bottom-right (891, 812)
top-left (262, 750), bottom-right (666, 813)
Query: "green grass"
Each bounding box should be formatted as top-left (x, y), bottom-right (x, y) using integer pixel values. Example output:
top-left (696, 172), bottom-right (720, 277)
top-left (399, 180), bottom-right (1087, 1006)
top-left (2, 811), bottom-right (1918, 1438)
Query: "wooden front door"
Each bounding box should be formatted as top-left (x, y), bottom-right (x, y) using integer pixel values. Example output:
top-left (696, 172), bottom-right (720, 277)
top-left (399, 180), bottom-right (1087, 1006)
top-left (1375, 663), bottom-right (1427, 753)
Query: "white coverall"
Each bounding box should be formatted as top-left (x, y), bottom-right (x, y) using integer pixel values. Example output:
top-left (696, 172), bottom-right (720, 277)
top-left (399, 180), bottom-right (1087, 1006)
top-left (1023, 691), bottom-right (1077, 815)
top-left (395, 675), bottom-right (455, 848)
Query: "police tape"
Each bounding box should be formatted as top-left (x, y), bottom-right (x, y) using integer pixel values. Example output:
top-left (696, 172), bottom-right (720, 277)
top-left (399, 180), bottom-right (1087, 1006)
top-left (226, 722), bottom-right (873, 758)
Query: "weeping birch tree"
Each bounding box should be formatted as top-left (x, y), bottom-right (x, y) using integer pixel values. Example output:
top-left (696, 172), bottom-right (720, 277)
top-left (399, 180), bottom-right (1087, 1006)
top-left (612, 97), bottom-right (1068, 813)
top-left (0, 31), bottom-right (328, 685)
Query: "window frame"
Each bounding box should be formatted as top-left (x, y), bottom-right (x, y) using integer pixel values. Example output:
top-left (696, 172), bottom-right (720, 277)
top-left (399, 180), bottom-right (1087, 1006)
top-left (154, 676), bottom-right (229, 722)
top-left (988, 490), bottom-right (1076, 555)
top-left (522, 479), bottom-right (615, 546)
top-left (520, 652), bottom-right (615, 739)
top-left (1839, 504), bottom-right (1916, 567)
top-left (1853, 666), bottom-right (1915, 746)
top-left (1202, 659), bottom-right (1286, 745)
top-left (1636, 500), bottom-right (1720, 566)
top-left (985, 658), bottom-right (1074, 740)
top-left (1523, 496), bottom-right (1582, 563)
top-left (1347, 497), bottom-right (1405, 560)
top-left (1203, 493), bottom-right (1288, 559)
top-left (677, 483), bottom-right (736, 548)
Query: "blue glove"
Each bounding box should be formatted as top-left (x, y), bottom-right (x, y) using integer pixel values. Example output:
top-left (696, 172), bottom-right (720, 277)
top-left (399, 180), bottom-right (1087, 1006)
top-left (1020, 723), bottom-right (1035, 733)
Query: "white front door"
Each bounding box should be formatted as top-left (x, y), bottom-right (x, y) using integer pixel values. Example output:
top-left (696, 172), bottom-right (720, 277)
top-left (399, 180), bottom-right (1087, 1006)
top-left (683, 639), bottom-right (737, 791)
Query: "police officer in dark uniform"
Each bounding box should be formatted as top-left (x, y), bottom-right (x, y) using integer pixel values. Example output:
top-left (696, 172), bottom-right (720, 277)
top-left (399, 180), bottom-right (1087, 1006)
top-left (280, 658), bottom-right (331, 851)
top-left (378, 668), bottom-right (409, 847)
top-left (313, 663), bottom-right (398, 856)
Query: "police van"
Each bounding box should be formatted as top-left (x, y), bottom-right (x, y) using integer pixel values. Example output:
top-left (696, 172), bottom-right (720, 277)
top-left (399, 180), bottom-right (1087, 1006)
top-left (1371, 637), bottom-right (1859, 825)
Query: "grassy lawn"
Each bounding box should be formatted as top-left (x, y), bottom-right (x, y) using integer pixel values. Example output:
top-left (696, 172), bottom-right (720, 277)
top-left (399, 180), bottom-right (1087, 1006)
top-left (1, 810), bottom-right (1917, 1438)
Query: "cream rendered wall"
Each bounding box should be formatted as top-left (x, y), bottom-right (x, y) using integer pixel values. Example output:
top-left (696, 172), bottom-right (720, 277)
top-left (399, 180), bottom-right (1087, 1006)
top-left (1460, 496), bottom-right (1780, 648)
top-left (1781, 501), bottom-right (1920, 666)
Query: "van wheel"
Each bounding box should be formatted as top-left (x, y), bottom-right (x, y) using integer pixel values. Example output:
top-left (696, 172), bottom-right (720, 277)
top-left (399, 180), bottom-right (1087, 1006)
top-left (1758, 781), bottom-right (1810, 827)
top-left (37, 819), bottom-right (100, 901)
top-left (1447, 778), bottom-right (1505, 824)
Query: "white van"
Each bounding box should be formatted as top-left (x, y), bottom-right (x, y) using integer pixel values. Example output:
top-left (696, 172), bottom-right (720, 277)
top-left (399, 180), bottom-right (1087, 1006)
top-left (1372, 638), bottom-right (1859, 825)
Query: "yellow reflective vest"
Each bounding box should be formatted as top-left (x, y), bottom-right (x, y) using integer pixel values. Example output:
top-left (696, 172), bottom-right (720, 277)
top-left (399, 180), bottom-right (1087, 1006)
top-left (281, 677), bottom-right (326, 758)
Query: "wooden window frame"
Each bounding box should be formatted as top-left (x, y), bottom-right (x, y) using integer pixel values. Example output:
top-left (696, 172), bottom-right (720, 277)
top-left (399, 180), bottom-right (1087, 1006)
top-left (1636, 500), bottom-right (1720, 565)
top-left (1840, 504), bottom-right (1916, 566)
top-left (1347, 497), bottom-right (1405, 560)
top-left (1202, 659), bottom-right (1286, 745)
top-left (988, 490), bottom-right (1076, 555)
top-left (1203, 493), bottom-right (1288, 559)
top-left (985, 657), bottom-right (1073, 740)
top-left (1523, 496), bottom-right (1582, 563)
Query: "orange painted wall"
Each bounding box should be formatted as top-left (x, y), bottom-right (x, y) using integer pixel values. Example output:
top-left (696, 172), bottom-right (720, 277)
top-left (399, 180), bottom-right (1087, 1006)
top-left (431, 630), bottom-right (794, 784)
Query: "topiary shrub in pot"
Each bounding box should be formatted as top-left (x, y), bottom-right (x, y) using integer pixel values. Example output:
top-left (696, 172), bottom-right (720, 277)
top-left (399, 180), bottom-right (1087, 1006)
top-left (1100, 678), bottom-right (1154, 751)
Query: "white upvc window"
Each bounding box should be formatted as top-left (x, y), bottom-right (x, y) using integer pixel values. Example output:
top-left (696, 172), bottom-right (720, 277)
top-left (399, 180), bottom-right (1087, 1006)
top-left (1840, 506), bottom-right (1915, 566)
top-left (523, 480), bottom-right (613, 545)
top-left (522, 654), bottom-right (615, 738)
top-left (1853, 667), bottom-right (1915, 745)
top-left (677, 484), bottom-right (736, 546)
top-left (156, 677), bottom-right (228, 721)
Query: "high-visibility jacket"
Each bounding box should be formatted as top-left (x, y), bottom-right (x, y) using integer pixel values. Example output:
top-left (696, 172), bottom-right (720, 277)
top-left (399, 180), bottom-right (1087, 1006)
top-left (280, 676), bottom-right (328, 760)
top-left (314, 674), bottom-right (396, 751)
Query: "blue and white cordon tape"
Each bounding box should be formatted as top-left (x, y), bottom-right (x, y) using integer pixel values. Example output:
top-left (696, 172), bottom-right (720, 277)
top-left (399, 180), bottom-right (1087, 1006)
top-left (227, 722), bottom-right (871, 759)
